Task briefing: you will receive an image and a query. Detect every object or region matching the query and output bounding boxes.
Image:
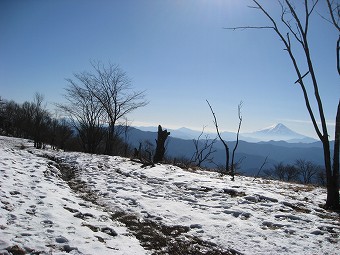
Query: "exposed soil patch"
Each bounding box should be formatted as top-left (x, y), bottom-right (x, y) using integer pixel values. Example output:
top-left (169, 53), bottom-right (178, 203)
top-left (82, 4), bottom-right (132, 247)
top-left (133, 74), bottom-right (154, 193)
top-left (223, 188), bottom-right (246, 197)
top-left (111, 210), bottom-right (240, 255)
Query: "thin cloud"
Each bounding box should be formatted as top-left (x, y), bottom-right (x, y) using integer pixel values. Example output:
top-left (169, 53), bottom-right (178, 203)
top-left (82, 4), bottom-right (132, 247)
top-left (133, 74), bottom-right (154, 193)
top-left (280, 119), bottom-right (335, 126)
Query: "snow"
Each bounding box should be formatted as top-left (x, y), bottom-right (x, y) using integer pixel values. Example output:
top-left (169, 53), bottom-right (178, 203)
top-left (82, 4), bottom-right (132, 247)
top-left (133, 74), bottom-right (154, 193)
top-left (0, 136), bottom-right (146, 255)
top-left (1, 135), bottom-right (339, 254)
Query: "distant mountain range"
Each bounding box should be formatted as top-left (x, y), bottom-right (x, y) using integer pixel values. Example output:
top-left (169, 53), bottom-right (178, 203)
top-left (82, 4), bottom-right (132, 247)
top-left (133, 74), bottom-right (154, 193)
top-left (135, 123), bottom-right (317, 143)
top-left (125, 125), bottom-right (331, 176)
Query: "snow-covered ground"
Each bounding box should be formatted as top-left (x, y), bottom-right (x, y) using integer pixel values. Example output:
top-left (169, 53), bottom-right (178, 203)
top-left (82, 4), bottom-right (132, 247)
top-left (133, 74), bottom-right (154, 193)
top-left (0, 136), bottom-right (339, 254)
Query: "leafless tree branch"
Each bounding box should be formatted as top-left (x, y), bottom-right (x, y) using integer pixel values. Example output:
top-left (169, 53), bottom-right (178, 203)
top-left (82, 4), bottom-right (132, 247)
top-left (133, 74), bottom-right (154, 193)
top-left (230, 101), bottom-right (243, 181)
top-left (253, 155), bottom-right (269, 181)
top-left (229, 0), bottom-right (339, 208)
top-left (190, 126), bottom-right (217, 167)
top-left (206, 100), bottom-right (230, 175)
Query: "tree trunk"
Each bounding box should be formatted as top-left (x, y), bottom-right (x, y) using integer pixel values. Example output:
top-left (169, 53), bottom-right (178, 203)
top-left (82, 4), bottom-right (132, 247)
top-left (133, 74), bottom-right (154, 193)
top-left (327, 100), bottom-right (340, 209)
top-left (242, 0), bottom-right (339, 209)
top-left (206, 100), bottom-right (230, 175)
top-left (225, 146), bottom-right (230, 175)
top-left (322, 139), bottom-right (333, 208)
top-left (153, 125), bottom-right (170, 163)
top-left (104, 122), bottom-right (116, 155)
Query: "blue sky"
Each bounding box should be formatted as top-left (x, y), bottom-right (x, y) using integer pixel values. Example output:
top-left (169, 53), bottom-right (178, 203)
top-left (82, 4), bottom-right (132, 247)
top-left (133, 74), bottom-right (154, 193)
top-left (0, 0), bottom-right (339, 138)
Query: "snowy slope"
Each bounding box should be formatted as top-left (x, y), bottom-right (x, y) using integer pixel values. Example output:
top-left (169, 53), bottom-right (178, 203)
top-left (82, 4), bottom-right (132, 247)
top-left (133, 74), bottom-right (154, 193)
top-left (0, 136), bottom-right (145, 255)
top-left (1, 136), bottom-right (339, 254)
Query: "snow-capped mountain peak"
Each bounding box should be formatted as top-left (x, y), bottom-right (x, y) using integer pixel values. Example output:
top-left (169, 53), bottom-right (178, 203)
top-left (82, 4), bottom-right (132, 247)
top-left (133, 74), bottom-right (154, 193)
top-left (250, 123), bottom-right (310, 142)
top-left (256, 123), bottom-right (297, 135)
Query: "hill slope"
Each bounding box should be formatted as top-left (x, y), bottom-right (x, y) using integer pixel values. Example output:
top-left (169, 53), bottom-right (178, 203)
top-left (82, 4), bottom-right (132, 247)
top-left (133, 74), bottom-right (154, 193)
top-left (0, 136), bottom-right (339, 254)
top-left (126, 127), bottom-right (327, 174)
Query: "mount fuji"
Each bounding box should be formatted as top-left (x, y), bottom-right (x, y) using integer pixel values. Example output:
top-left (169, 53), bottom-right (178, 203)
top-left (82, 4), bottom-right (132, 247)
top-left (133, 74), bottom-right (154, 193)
top-left (243, 123), bottom-right (317, 143)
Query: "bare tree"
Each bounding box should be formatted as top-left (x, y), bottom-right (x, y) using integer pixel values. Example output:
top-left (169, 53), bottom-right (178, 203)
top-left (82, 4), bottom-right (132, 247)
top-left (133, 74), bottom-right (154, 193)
top-left (59, 62), bottom-right (147, 155)
top-left (32, 93), bottom-right (50, 149)
top-left (206, 100), bottom-right (230, 176)
top-left (273, 162), bottom-right (286, 181)
top-left (190, 126), bottom-right (217, 167)
top-left (121, 117), bottom-right (131, 157)
top-left (58, 82), bottom-right (105, 154)
top-left (295, 159), bottom-right (320, 184)
top-left (317, 167), bottom-right (327, 186)
top-left (272, 162), bottom-right (299, 182)
top-left (2, 100), bottom-right (21, 136)
top-left (206, 100), bottom-right (243, 180)
top-left (55, 118), bottom-right (73, 151)
top-left (285, 164), bottom-right (300, 182)
top-left (20, 101), bottom-right (35, 138)
top-left (0, 96), bottom-right (49, 144)
top-left (321, 1), bottom-right (339, 204)
top-left (228, 0), bottom-right (339, 209)
top-left (143, 140), bottom-right (154, 161)
top-left (82, 61), bottom-right (148, 155)
top-left (325, 0), bottom-right (340, 75)
top-left (0, 97), bottom-right (5, 132)
top-left (230, 101), bottom-right (243, 179)
top-left (253, 155), bottom-right (269, 181)
top-left (263, 168), bottom-right (274, 179)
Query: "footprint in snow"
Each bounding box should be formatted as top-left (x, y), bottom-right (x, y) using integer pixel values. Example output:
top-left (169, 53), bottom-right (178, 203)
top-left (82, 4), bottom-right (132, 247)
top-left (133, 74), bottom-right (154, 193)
top-left (56, 236), bottom-right (68, 243)
top-left (7, 214), bottom-right (17, 225)
top-left (78, 202), bottom-right (90, 208)
top-left (274, 214), bottom-right (310, 222)
top-left (20, 232), bottom-right (32, 237)
top-left (36, 199), bottom-right (44, 205)
top-left (101, 226), bottom-right (118, 237)
top-left (224, 210), bottom-right (252, 219)
top-left (66, 226), bottom-right (76, 231)
top-left (26, 208), bottom-right (36, 216)
top-left (73, 211), bottom-right (95, 220)
top-left (62, 245), bottom-right (79, 253)
top-left (262, 221), bottom-right (291, 230)
top-left (9, 190), bottom-right (21, 196)
top-left (41, 219), bottom-right (54, 227)
top-left (64, 206), bottom-right (79, 213)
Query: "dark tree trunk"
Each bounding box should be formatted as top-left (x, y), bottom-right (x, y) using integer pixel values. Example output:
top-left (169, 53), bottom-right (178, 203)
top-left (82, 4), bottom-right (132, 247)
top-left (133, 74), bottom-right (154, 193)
top-left (327, 100), bottom-right (340, 209)
top-left (242, 0), bottom-right (340, 209)
top-left (104, 123), bottom-right (115, 155)
top-left (153, 125), bottom-right (170, 163)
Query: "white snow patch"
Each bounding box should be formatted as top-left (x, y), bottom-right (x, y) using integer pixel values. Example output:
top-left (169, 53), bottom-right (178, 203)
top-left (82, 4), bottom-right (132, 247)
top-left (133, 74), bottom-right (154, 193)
top-left (1, 136), bottom-right (339, 254)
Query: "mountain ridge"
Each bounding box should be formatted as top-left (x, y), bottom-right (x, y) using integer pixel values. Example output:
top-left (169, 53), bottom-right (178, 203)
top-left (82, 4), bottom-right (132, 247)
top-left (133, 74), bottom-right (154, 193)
top-left (134, 123), bottom-right (317, 143)
top-left (125, 126), bottom-right (330, 175)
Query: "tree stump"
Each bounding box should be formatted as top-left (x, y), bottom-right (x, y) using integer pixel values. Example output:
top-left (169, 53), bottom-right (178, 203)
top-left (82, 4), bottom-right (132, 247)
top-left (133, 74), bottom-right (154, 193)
top-left (153, 125), bottom-right (170, 163)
